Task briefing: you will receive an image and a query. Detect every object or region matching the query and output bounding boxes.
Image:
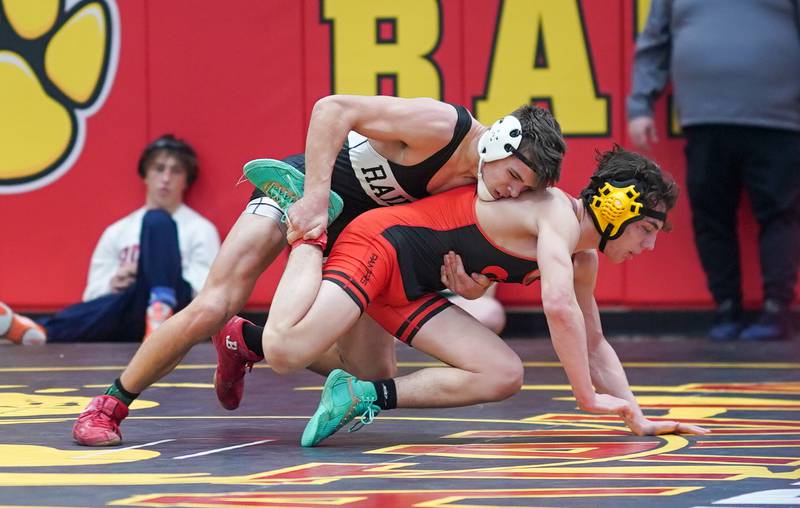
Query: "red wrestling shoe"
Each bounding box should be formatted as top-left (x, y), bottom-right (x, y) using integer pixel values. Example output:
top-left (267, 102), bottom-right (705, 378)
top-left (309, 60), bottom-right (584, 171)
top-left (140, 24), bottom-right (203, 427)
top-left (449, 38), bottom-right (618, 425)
top-left (212, 316), bottom-right (264, 410)
top-left (72, 395), bottom-right (129, 446)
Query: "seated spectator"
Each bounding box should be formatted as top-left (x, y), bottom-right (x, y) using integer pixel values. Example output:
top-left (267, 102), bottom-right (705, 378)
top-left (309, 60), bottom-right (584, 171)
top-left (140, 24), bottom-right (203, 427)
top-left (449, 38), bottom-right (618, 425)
top-left (0, 134), bottom-right (220, 344)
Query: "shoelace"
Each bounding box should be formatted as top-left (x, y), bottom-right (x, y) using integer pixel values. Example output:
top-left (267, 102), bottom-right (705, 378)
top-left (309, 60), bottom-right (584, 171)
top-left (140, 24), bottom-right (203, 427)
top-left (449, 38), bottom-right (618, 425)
top-left (348, 396), bottom-right (378, 433)
top-left (80, 407), bottom-right (118, 431)
top-left (265, 183), bottom-right (297, 224)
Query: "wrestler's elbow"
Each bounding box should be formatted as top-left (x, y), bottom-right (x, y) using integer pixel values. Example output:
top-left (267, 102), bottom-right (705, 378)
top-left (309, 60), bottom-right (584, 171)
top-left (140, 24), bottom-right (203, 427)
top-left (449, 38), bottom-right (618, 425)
top-left (541, 286), bottom-right (577, 325)
top-left (311, 95), bottom-right (346, 123)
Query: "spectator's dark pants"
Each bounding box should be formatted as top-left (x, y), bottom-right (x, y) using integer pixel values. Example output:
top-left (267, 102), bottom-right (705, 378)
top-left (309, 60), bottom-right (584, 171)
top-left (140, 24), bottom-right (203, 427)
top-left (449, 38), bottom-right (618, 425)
top-left (684, 125), bottom-right (800, 308)
top-left (41, 210), bottom-right (192, 342)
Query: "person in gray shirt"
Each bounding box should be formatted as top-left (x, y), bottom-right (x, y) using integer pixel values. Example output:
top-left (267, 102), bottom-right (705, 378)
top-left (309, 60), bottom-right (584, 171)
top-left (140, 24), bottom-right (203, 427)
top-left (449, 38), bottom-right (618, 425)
top-left (628, 0), bottom-right (800, 341)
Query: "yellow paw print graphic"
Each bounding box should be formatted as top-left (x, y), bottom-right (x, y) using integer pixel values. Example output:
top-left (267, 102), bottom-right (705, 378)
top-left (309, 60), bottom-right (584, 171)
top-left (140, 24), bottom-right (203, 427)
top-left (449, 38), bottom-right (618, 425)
top-left (0, 391), bottom-right (157, 418)
top-left (0, 0), bottom-right (119, 194)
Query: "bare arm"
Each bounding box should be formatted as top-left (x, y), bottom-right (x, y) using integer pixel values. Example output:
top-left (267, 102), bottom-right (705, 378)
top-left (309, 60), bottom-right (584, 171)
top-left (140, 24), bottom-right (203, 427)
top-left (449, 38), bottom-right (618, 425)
top-left (626, 0), bottom-right (672, 150)
top-left (627, 0), bottom-right (672, 121)
top-left (288, 95), bottom-right (458, 242)
top-left (533, 196), bottom-right (640, 418)
top-left (536, 221), bottom-right (598, 410)
top-left (573, 251), bottom-right (640, 409)
top-left (573, 250), bottom-right (708, 436)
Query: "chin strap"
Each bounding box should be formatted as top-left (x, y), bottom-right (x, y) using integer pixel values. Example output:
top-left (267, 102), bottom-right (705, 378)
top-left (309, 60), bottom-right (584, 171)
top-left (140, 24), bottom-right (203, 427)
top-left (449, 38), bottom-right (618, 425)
top-left (476, 159), bottom-right (496, 201)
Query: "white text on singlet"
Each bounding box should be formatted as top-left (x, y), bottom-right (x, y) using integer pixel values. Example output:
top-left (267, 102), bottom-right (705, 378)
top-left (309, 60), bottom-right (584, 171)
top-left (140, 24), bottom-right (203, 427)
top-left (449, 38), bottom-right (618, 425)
top-left (348, 132), bottom-right (416, 207)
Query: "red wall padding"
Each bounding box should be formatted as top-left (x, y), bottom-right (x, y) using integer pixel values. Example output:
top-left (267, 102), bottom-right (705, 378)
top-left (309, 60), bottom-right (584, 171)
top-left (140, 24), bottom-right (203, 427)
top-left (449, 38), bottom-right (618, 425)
top-left (1, 0), bottom-right (788, 311)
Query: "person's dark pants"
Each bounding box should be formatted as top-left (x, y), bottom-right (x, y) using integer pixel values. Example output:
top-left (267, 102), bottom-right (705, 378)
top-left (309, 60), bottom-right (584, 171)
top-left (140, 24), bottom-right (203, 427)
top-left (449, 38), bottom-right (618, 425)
top-left (41, 210), bottom-right (193, 342)
top-left (684, 125), bottom-right (800, 309)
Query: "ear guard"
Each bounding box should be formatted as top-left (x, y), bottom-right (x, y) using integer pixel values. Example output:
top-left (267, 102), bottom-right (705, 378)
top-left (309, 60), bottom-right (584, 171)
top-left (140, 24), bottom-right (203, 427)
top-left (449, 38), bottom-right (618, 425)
top-left (476, 116), bottom-right (537, 201)
top-left (477, 115), bottom-right (537, 169)
top-left (479, 116), bottom-right (522, 161)
top-left (587, 179), bottom-right (667, 252)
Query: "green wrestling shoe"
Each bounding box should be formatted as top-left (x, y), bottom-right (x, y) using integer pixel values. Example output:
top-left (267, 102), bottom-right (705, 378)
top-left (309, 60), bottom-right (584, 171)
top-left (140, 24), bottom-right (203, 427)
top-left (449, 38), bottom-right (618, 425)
top-left (243, 158), bottom-right (344, 225)
top-left (301, 369), bottom-right (380, 447)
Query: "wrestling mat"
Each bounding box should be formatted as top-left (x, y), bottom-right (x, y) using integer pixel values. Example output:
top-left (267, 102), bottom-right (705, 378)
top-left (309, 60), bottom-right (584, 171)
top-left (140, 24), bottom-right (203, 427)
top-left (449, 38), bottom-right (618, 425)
top-left (1, 337), bottom-right (799, 507)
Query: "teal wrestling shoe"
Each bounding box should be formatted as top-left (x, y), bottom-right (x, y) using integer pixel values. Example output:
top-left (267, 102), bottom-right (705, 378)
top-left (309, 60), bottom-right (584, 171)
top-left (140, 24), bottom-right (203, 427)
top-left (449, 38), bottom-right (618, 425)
top-left (243, 158), bottom-right (344, 225)
top-left (301, 369), bottom-right (380, 447)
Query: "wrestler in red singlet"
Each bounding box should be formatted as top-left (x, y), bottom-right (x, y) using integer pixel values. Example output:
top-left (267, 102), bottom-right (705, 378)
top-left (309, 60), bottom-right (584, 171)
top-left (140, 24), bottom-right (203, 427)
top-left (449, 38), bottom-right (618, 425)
top-left (323, 186), bottom-right (541, 344)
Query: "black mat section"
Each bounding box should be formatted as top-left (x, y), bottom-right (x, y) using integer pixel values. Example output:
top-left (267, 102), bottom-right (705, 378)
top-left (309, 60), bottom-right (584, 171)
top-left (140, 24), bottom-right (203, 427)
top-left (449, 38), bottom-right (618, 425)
top-left (1, 338), bottom-right (799, 507)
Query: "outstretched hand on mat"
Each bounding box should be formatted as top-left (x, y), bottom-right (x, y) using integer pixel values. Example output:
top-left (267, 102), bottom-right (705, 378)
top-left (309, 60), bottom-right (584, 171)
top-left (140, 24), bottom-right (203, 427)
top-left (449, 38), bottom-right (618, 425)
top-left (625, 415), bottom-right (710, 436)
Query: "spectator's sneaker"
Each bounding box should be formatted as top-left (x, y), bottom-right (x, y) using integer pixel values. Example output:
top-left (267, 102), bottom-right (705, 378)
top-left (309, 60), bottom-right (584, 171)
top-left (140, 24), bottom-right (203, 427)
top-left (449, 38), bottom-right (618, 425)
top-left (243, 158), bottom-right (344, 225)
top-left (212, 316), bottom-right (264, 410)
top-left (709, 321), bottom-right (743, 342)
top-left (708, 299), bottom-right (743, 342)
top-left (0, 301), bottom-right (46, 346)
top-left (72, 395), bottom-right (129, 446)
top-left (740, 300), bottom-right (794, 341)
top-left (301, 369), bottom-right (380, 447)
top-left (144, 301), bottom-right (173, 340)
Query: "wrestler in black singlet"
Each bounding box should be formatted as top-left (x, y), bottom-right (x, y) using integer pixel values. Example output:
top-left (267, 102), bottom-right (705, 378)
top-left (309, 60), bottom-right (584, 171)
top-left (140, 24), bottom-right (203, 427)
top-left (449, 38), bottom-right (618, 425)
top-left (249, 104), bottom-right (473, 251)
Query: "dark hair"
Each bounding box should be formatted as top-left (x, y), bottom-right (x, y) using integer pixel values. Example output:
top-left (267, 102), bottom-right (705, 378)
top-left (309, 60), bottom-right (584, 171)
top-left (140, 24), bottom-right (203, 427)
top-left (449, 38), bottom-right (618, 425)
top-left (580, 145), bottom-right (679, 230)
top-left (511, 104), bottom-right (566, 187)
top-left (137, 134), bottom-right (198, 185)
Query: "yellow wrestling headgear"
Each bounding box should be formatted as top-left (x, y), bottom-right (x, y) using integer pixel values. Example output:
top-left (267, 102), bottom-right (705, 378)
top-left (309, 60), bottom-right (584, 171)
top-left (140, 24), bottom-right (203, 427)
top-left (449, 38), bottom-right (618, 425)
top-left (587, 179), bottom-right (667, 252)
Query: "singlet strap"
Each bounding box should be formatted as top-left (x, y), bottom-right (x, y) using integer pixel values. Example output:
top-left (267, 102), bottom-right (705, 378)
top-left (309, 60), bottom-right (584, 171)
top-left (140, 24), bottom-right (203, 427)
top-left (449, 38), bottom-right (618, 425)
top-left (416, 104), bottom-right (472, 170)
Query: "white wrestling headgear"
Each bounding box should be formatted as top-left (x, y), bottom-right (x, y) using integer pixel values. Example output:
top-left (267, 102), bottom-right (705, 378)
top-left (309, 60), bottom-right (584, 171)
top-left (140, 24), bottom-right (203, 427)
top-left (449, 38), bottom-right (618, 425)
top-left (476, 115), bottom-right (535, 201)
